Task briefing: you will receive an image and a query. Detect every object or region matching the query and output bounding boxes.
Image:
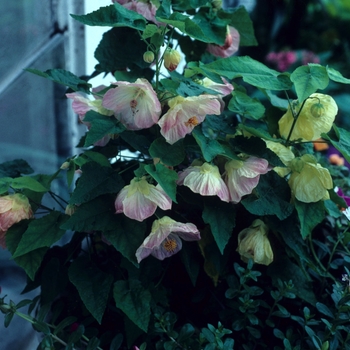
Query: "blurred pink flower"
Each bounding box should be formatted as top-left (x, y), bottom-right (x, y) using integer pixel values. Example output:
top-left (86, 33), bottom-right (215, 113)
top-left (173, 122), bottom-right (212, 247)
top-left (158, 95), bottom-right (221, 144)
top-left (0, 194), bottom-right (33, 249)
top-left (102, 78), bottom-right (161, 130)
top-left (136, 216), bottom-right (200, 262)
top-left (115, 177), bottom-right (172, 222)
top-left (266, 51), bottom-right (297, 71)
top-left (177, 162), bottom-right (230, 202)
top-left (225, 157), bottom-right (269, 203)
top-left (207, 26), bottom-right (240, 58)
top-left (302, 50), bottom-right (320, 65)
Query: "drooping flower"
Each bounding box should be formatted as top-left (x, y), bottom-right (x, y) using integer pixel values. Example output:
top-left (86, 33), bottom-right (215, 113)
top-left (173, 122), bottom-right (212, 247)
top-left (112, 0), bottom-right (159, 24)
top-left (278, 93), bottom-right (338, 141)
top-left (288, 154), bottom-right (333, 203)
top-left (207, 26), bottom-right (240, 58)
top-left (237, 219), bottom-right (273, 266)
top-left (158, 95), bottom-right (221, 144)
top-left (163, 48), bottom-right (182, 72)
top-left (115, 177), bottom-right (172, 222)
top-left (102, 78), bottom-right (161, 130)
top-left (0, 194), bottom-right (33, 249)
top-left (225, 156), bottom-right (269, 203)
top-left (177, 162), bottom-right (229, 202)
top-left (136, 216), bottom-right (200, 262)
top-left (201, 77), bottom-right (234, 98)
top-left (66, 86), bottom-right (114, 146)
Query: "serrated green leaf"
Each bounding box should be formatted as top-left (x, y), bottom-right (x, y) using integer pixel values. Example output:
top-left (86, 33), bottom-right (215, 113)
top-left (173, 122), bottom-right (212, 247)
top-left (149, 138), bottom-right (185, 166)
top-left (195, 56), bottom-right (292, 90)
top-left (71, 4), bottom-right (146, 30)
top-left (327, 66), bottom-right (350, 84)
top-left (0, 159), bottom-right (34, 178)
top-left (202, 200), bottom-right (236, 254)
top-left (228, 91), bottom-right (265, 120)
top-left (241, 172), bottom-right (294, 220)
top-left (142, 24), bottom-right (159, 39)
top-left (74, 150), bottom-right (111, 168)
top-left (69, 162), bottom-right (124, 205)
top-left (26, 68), bottom-right (91, 93)
top-left (144, 163), bottom-right (178, 203)
top-left (294, 200), bottom-right (325, 239)
top-left (290, 64), bottom-right (329, 102)
top-left (13, 211), bottom-right (68, 258)
top-left (83, 111), bottom-right (126, 147)
top-left (113, 279), bottom-right (151, 332)
top-left (322, 125), bottom-right (350, 164)
top-left (14, 248), bottom-right (48, 281)
top-left (103, 217), bottom-right (146, 266)
top-left (10, 176), bottom-right (48, 192)
top-left (69, 256), bottom-right (113, 324)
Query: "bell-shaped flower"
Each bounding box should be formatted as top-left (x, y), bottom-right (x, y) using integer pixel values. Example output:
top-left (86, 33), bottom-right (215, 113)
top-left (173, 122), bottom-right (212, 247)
top-left (177, 162), bottom-right (229, 202)
top-left (279, 93), bottom-right (338, 141)
top-left (102, 78), bottom-right (161, 130)
top-left (288, 154), bottom-right (333, 203)
top-left (115, 177), bottom-right (172, 222)
top-left (136, 216), bottom-right (200, 262)
top-left (163, 48), bottom-right (182, 71)
top-left (158, 95), bottom-right (221, 144)
top-left (207, 26), bottom-right (240, 58)
top-left (237, 219), bottom-right (273, 266)
top-left (225, 156), bottom-right (269, 203)
top-left (0, 194), bottom-right (33, 249)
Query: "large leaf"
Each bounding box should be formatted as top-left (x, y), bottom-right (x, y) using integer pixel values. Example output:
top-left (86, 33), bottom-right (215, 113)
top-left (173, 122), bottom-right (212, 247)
top-left (193, 56), bottom-right (292, 90)
top-left (228, 91), bottom-right (265, 120)
top-left (202, 199), bottom-right (236, 254)
top-left (241, 171), bottom-right (294, 220)
top-left (290, 64), bottom-right (329, 102)
top-left (120, 131), bottom-right (151, 155)
top-left (321, 125), bottom-right (350, 164)
top-left (26, 68), bottom-right (91, 94)
top-left (13, 211), bottom-right (68, 258)
top-left (83, 111), bottom-right (126, 147)
top-left (113, 279), bottom-right (151, 332)
top-left (327, 66), bottom-right (350, 84)
top-left (149, 137), bottom-right (185, 166)
top-left (103, 217), bottom-right (146, 266)
top-left (0, 159), bottom-right (33, 178)
top-left (295, 200), bottom-right (325, 239)
top-left (95, 27), bottom-right (149, 72)
top-left (144, 163), bottom-right (178, 203)
top-left (69, 162), bottom-right (124, 205)
top-left (10, 176), bottom-right (48, 192)
top-left (71, 4), bottom-right (147, 30)
top-left (69, 256), bottom-right (114, 324)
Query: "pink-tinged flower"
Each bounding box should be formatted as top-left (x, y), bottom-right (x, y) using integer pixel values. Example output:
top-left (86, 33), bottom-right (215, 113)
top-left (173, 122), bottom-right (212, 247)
top-left (136, 216), bottom-right (200, 262)
top-left (201, 77), bottom-right (234, 111)
top-left (225, 157), bottom-right (270, 203)
top-left (115, 177), bottom-right (172, 222)
top-left (158, 95), bottom-right (221, 144)
top-left (266, 51), bottom-right (297, 71)
top-left (207, 26), bottom-right (240, 58)
top-left (112, 0), bottom-right (160, 25)
top-left (0, 194), bottom-right (33, 249)
top-left (177, 162), bottom-right (229, 202)
top-left (301, 50), bottom-right (320, 65)
top-left (102, 78), bottom-right (161, 130)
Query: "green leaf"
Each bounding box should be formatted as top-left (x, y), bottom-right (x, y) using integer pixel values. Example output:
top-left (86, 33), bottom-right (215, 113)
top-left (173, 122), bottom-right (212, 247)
top-left (321, 125), bottom-right (350, 164)
top-left (149, 138), bottom-right (185, 166)
top-left (53, 317), bottom-right (78, 336)
top-left (195, 56), bottom-right (292, 90)
top-left (0, 159), bottom-right (33, 178)
top-left (95, 27), bottom-right (149, 72)
top-left (142, 24), bottom-right (159, 39)
top-left (26, 68), bottom-right (91, 93)
top-left (83, 111), bottom-right (126, 147)
top-left (69, 256), bottom-right (114, 324)
top-left (202, 200), bottom-right (236, 254)
top-left (290, 64), bottom-right (329, 102)
top-left (316, 302), bottom-right (334, 318)
top-left (120, 130), bottom-right (151, 155)
top-left (241, 172), bottom-right (294, 220)
top-left (13, 211), bottom-right (68, 258)
top-left (74, 150), bottom-right (111, 168)
top-left (71, 4), bottom-right (146, 30)
top-left (326, 66), bottom-right (350, 84)
top-left (228, 91), bottom-right (266, 120)
top-left (294, 200), bottom-right (325, 239)
top-left (192, 127), bottom-right (225, 162)
top-left (69, 162), bottom-right (124, 205)
top-left (113, 279), bottom-right (151, 332)
top-left (103, 217), bottom-right (146, 266)
top-left (10, 176), bottom-right (48, 192)
top-left (180, 242), bottom-right (201, 286)
top-left (144, 163), bottom-right (178, 203)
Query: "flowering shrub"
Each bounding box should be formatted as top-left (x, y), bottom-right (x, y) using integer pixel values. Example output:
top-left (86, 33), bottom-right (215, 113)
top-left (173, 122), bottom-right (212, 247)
top-left (2, 1), bottom-right (350, 349)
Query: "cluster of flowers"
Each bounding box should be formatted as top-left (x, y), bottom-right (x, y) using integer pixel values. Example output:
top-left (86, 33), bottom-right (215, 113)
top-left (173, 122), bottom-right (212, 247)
top-left (266, 49), bottom-right (320, 71)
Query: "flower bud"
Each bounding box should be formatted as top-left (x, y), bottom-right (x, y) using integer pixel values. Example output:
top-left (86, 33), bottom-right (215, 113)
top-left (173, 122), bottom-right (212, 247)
top-left (211, 0), bottom-right (222, 9)
top-left (237, 219), bottom-right (273, 266)
top-left (163, 48), bottom-right (182, 72)
top-left (143, 51), bottom-right (155, 64)
top-left (310, 102), bottom-right (325, 118)
top-left (65, 204), bottom-right (77, 216)
top-left (60, 161), bottom-right (70, 170)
